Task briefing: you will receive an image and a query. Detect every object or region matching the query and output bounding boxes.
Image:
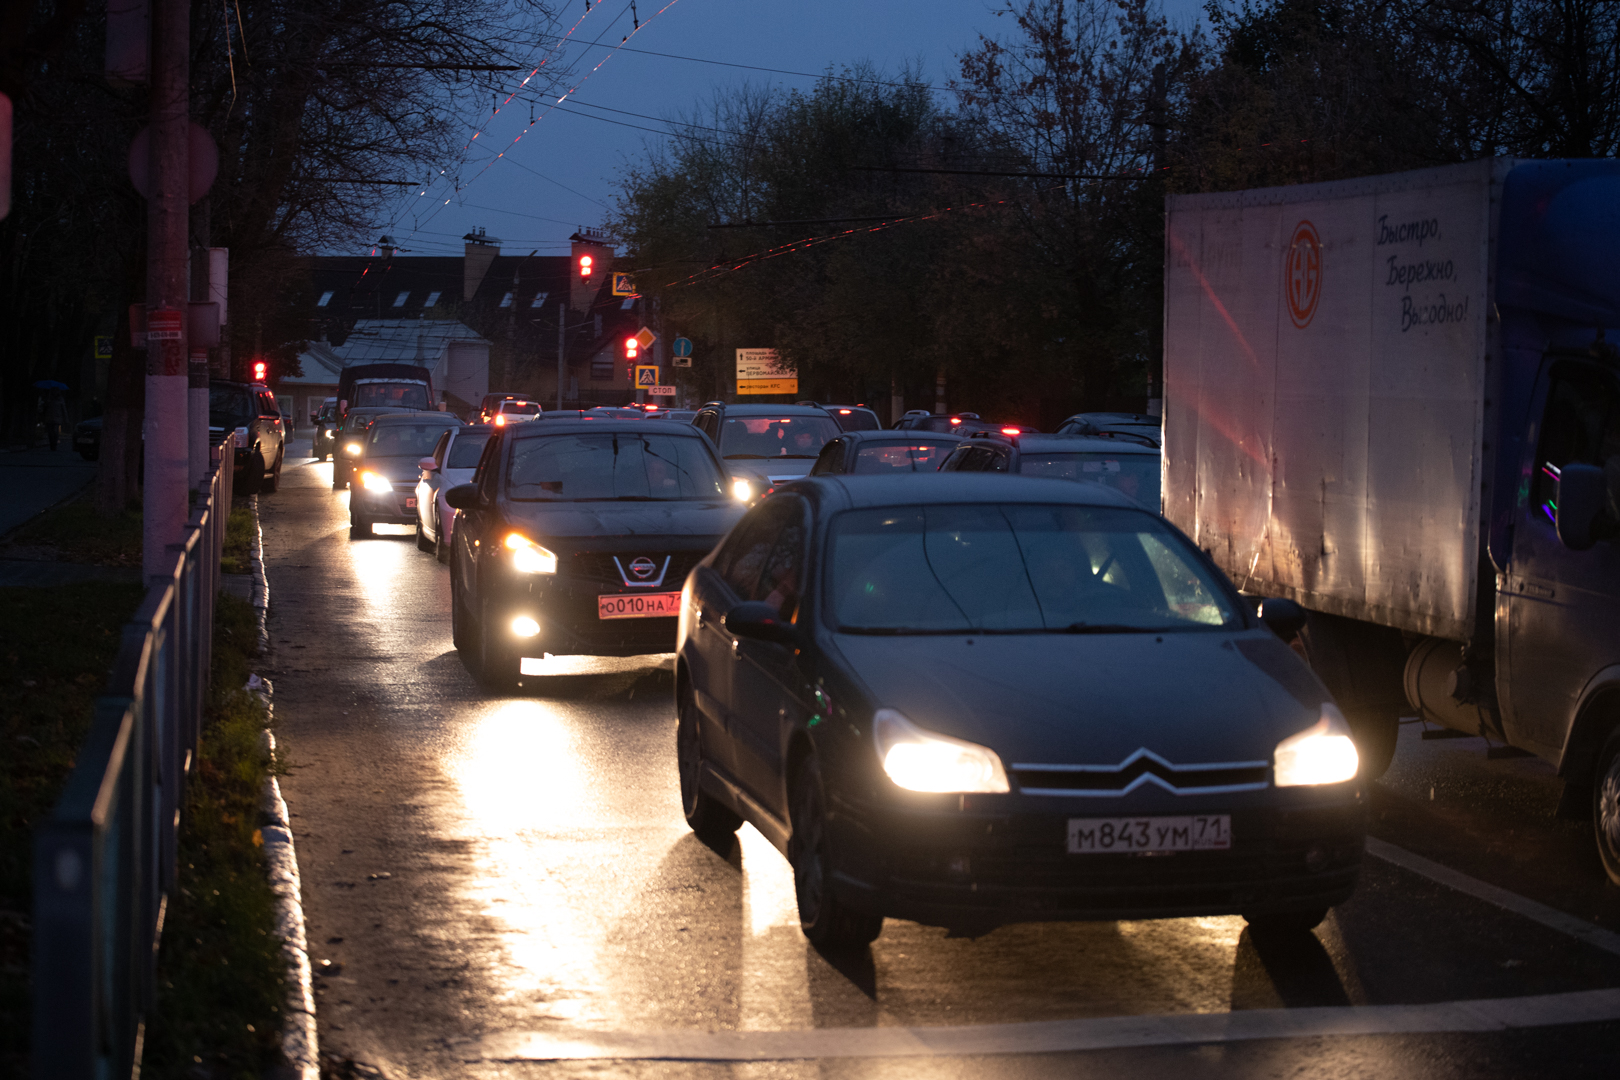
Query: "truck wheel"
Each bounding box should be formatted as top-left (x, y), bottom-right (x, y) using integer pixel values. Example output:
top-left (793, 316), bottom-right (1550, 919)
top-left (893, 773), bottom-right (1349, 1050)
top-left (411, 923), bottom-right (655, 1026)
top-left (1595, 726), bottom-right (1620, 886)
top-left (1297, 612), bottom-right (1405, 779)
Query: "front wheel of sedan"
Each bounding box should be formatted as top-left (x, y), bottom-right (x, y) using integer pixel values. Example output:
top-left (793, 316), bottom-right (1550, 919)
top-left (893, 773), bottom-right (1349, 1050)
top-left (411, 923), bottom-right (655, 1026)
top-left (451, 565), bottom-right (471, 653)
top-left (435, 521), bottom-right (450, 564)
top-left (415, 520), bottom-right (434, 552)
top-left (790, 755), bottom-right (883, 951)
top-left (677, 692), bottom-right (742, 845)
top-left (1242, 909), bottom-right (1328, 937)
top-left (349, 512), bottom-right (372, 539)
top-left (476, 599), bottom-right (521, 693)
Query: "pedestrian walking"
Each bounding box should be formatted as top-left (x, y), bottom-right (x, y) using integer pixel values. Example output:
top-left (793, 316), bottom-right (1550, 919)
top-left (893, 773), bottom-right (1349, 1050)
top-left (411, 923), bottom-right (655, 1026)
top-left (42, 391), bottom-right (68, 451)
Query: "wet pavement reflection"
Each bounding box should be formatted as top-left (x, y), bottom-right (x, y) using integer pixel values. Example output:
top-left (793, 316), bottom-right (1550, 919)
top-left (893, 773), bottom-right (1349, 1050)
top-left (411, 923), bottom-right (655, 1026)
top-left (259, 445), bottom-right (1620, 1079)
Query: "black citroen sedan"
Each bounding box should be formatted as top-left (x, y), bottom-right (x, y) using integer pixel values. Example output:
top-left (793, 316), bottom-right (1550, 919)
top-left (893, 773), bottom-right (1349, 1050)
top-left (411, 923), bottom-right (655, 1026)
top-left (446, 419), bottom-right (747, 689)
top-left (674, 474), bottom-right (1365, 950)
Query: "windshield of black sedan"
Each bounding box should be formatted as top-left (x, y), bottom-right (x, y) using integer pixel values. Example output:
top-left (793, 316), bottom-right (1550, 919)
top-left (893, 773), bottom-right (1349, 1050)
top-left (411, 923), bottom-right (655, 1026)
top-left (507, 432), bottom-right (726, 500)
top-left (829, 504), bottom-right (1239, 633)
top-left (367, 422), bottom-right (458, 457)
top-left (720, 416), bottom-right (840, 459)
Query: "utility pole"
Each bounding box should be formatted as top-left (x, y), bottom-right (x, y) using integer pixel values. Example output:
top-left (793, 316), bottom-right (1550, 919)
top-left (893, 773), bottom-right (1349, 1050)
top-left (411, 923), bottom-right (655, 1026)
top-left (145, 0), bottom-right (190, 582)
top-left (557, 300), bottom-right (566, 411)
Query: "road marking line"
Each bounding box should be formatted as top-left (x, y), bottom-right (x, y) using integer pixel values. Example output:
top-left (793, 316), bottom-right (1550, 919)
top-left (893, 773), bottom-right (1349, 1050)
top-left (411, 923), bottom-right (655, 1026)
top-left (478, 987), bottom-right (1620, 1060)
top-left (1364, 837), bottom-right (1620, 957)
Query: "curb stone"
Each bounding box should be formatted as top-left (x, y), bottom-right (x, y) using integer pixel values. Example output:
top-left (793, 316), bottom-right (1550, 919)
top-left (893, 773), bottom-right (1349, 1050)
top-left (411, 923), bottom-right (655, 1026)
top-left (249, 493), bottom-right (270, 656)
top-left (246, 498), bottom-right (317, 1078)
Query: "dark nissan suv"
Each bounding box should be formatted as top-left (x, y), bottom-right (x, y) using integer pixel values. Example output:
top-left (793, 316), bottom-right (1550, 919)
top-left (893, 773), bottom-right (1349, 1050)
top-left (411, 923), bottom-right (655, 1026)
top-left (209, 380), bottom-right (286, 493)
top-left (445, 418), bottom-right (746, 689)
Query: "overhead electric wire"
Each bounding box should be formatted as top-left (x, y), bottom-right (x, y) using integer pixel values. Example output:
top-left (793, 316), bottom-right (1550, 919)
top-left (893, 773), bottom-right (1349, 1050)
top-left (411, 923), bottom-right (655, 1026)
top-left (574, 40), bottom-right (955, 92)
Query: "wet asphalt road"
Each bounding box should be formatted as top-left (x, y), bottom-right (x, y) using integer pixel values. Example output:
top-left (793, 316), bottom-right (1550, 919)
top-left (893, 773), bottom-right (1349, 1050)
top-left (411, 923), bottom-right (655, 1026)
top-left (259, 439), bottom-right (1620, 1079)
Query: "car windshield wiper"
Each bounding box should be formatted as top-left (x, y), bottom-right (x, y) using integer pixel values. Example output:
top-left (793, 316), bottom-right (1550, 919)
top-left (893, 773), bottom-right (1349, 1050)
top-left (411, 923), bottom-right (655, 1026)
top-left (725, 454), bottom-right (772, 459)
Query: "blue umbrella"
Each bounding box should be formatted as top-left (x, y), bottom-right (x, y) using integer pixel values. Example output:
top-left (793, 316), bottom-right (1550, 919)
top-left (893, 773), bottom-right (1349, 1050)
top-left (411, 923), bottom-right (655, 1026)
top-left (33, 380), bottom-right (69, 390)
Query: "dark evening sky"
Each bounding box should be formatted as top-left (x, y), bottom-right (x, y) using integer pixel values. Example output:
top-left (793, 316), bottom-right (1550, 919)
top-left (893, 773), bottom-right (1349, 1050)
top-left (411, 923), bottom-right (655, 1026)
top-left (365, 1), bottom-right (1206, 259)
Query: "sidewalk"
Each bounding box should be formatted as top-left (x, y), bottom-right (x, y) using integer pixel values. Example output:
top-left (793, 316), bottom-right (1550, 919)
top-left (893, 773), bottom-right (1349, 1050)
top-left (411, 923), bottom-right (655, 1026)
top-left (0, 445), bottom-right (99, 538)
top-left (0, 446), bottom-right (140, 586)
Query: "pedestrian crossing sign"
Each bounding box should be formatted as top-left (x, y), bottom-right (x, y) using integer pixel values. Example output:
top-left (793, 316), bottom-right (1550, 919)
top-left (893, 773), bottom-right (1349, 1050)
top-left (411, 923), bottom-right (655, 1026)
top-left (613, 273), bottom-right (636, 297)
top-left (635, 365), bottom-right (659, 387)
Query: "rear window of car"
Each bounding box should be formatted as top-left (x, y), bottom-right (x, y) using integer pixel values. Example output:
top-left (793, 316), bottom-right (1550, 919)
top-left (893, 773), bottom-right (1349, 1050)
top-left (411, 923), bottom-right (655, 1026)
top-left (207, 387), bottom-right (254, 424)
top-left (350, 382), bottom-right (430, 410)
top-left (1017, 453), bottom-right (1162, 509)
top-left (368, 421), bottom-right (458, 457)
top-left (827, 504), bottom-right (1238, 633)
top-left (851, 441), bottom-right (956, 473)
top-left (831, 409), bottom-right (880, 432)
top-left (499, 402), bottom-right (541, 416)
top-left (719, 416), bottom-right (840, 458)
top-left (506, 432), bottom-right (725, 501)
top-left (445, 432), bottom-right (491, 469)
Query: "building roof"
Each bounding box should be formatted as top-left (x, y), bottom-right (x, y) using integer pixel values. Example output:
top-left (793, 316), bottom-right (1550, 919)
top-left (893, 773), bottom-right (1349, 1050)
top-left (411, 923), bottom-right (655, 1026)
top-left (284, 319), bottom-right (490, 386)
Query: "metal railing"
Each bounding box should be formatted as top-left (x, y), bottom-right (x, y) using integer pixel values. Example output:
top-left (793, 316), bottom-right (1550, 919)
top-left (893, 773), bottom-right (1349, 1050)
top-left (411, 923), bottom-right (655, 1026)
top-left (31, 437), bottom-right (236, 1078)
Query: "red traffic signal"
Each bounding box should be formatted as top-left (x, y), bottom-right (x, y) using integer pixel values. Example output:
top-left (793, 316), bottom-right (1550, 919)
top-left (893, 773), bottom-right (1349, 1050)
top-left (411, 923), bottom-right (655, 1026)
top-left (624, 336), bottom-right (638, 360)
top-left (578, 254), bottom-right (594, 278)
top-left (252, 360), bottom-right (268, 383)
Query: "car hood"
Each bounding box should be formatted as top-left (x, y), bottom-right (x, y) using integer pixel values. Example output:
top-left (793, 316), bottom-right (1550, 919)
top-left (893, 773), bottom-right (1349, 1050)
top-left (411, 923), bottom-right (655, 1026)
top-left (505, 498), bottom-right (745, 543)
top-left (363, 456), bottom-right (434, 484)
top-left (826, 629), bottom-right (1330, 766)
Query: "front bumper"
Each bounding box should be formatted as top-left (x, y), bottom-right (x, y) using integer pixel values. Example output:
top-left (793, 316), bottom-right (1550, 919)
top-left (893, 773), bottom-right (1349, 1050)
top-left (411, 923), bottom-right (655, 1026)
top-left (829, 787), bottom-right (1366, 929)
top-left (483, 548), bottom-right (711, 659)
top-left (350, 483), bottom-right (419, 524)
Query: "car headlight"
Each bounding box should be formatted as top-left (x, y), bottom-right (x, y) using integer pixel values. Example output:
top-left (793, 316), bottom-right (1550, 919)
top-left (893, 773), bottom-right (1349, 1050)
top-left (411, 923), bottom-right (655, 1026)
top-left (1273, 703), bottom-right (1360, 786)
top-left (505, 532), bottom-right (558, 574)
top-left (873, 708), bottom-right (1009, 793)
top-left (731, 477), bottom-right (754, 501)
top-left (343, 442), bottom-right (363, 456)
top-left (360, 470), bottom-right (393, 492)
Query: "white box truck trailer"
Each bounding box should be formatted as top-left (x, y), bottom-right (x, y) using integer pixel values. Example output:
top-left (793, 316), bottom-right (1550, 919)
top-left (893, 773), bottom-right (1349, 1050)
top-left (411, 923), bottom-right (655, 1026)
top-left (1162, 158), bottom-right (1620, 880)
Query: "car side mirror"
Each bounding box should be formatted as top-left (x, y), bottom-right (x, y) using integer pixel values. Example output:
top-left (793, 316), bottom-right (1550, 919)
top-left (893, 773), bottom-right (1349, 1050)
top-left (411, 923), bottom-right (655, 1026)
top-left (1556, 462), bottom-right (1609, 551)
top-left (1258, 597), bottom-right (1308, 642)
top-left (724, 601), bottom-right (800, 646)
top-left (444, 483), bottom-right (479, 510)
top-left (418, 457), bottom-right (439, 472)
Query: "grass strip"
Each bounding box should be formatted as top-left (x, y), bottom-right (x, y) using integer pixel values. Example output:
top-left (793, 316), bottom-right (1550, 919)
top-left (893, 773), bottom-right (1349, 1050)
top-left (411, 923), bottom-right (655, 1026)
top-left (221, 506), bottom-right (256, 576)
top-left (141, 592), bottom-right (285, 1079)
top-left (0, 497), bottom-right (143, 565)
top-left (0, 580), bottom-right (149, 1077)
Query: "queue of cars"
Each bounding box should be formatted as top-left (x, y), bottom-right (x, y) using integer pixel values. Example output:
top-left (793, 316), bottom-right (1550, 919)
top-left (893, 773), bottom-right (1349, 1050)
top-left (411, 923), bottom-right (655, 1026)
top-left (320, 398), bottom-right (1363, 950)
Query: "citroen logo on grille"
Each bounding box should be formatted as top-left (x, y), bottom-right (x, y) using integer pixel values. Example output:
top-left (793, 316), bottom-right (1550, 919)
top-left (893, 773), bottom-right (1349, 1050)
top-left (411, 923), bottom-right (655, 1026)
top-left (628, 557), bottom-right (657, 580)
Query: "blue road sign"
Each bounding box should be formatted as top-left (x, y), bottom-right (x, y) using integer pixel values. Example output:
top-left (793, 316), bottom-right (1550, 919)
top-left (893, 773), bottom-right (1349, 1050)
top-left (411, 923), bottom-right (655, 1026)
top-left (672, 337), bottom-right (693, 358)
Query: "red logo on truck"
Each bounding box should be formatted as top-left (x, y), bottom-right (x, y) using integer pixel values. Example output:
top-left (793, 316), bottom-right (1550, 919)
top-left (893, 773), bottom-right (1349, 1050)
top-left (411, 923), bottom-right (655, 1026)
top-left (1284, 221), bottom-right (1323, 328)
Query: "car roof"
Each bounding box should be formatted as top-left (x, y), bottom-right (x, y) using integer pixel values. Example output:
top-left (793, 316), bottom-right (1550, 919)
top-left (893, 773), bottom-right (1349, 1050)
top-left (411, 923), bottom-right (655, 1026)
top-left (842, 430), bottom-right (966, 444)
top-left (709, 403), bottom-right (834, 417)
top-left (507, 419), bottom-right (710, 439)
top-left (1000, 433), bottom-right (1159, 454)
top-left (784, 472), bottom-right (1145, 511)
top-left (368, 411), bottom-right (460, 426)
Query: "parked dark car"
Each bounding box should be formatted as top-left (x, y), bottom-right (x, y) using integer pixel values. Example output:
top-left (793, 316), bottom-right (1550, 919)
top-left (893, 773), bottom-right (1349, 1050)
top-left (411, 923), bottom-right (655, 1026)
top-left (1056, 411), bottom-right (1162, 447)
top-left (311, 401), bottom-right (341, 461)
top-left (209, 379), bottom-right (285, 494)
top-left (691, 401), bottom-right (843, 501)
top-left (894, 411), bottom-right (1037, 437)
top-left (332, 407), bottom-right (417, 490)
top-left (674, 474), bottom-right (1364, 949)
top-left (446, 418), bottom-right (746, 689)
top-left (939, 431), bottom-right (1162, 510)
top-left (808, 430), bottom-right (966, 475)
top-left (798, 402), bottom-right (882, 432)
top-left (348, 412), bottom-right (463, 538)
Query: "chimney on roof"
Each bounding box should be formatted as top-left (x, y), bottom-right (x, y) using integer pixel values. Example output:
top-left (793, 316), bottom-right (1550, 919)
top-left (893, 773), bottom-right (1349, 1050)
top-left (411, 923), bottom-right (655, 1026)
top-left (378, 235), bottom-right (399, 257)
top-left (463, 227), bottom-right (500, 301)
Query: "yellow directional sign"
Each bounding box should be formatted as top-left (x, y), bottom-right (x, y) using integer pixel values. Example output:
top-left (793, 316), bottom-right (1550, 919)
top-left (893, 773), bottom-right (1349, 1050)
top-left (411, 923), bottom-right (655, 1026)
top-left (612, 273), bottom-right (636, 297)
top-left (635, 365), bottom-right (659, 387)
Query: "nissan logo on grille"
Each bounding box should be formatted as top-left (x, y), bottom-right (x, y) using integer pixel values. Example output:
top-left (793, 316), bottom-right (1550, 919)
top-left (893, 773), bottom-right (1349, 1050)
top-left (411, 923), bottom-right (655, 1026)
top-left (628, 557), bottom-right (658, 580)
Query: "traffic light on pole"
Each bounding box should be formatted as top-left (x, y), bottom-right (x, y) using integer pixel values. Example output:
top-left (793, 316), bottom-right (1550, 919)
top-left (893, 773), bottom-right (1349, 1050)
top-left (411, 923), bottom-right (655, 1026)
top-left (624, 335), bottom-right (638, 361)
top-left (252, 359), bottom-right (268, 383)
top-left (578, 253), bottom-right (594, 278)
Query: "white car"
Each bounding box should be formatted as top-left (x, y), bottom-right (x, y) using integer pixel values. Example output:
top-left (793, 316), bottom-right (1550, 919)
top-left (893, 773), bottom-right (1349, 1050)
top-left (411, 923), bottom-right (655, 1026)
top-left (415, 424), bottom-right (493, 561)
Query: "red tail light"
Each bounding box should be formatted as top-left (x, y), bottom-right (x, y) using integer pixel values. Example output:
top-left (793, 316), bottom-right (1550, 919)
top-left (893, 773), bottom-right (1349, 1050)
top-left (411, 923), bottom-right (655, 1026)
top-left (1001, 427), bottom-right (1020, 435)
